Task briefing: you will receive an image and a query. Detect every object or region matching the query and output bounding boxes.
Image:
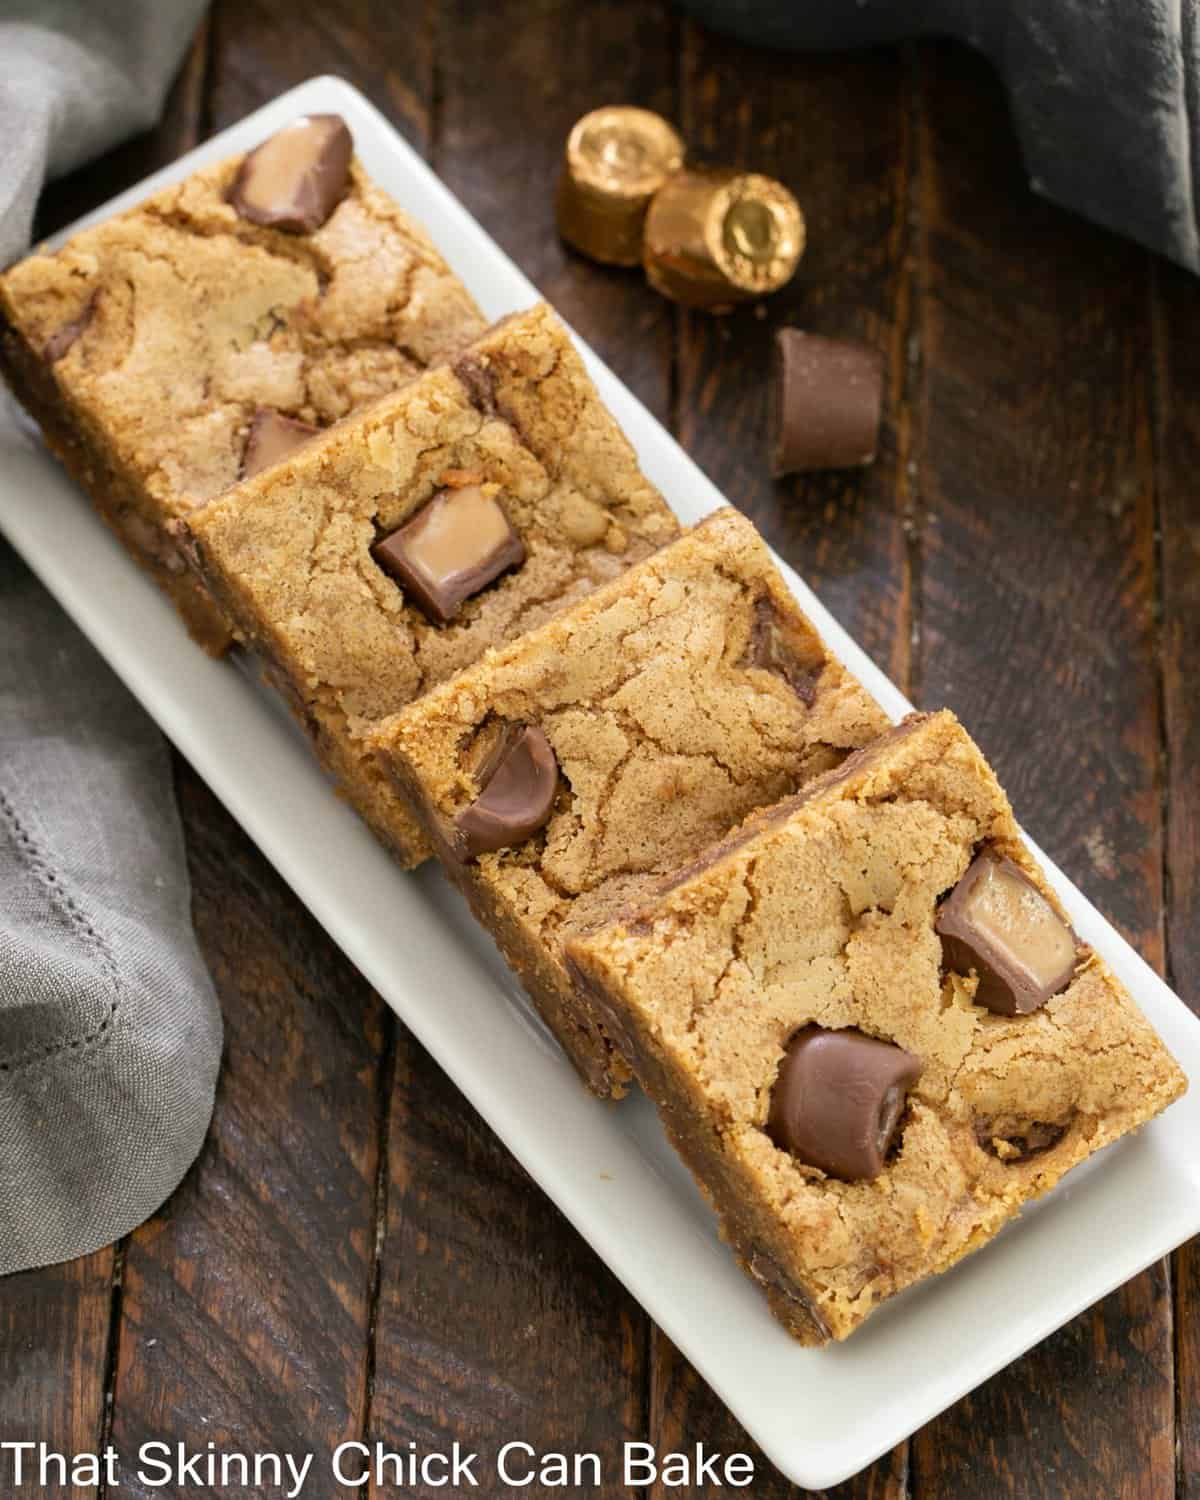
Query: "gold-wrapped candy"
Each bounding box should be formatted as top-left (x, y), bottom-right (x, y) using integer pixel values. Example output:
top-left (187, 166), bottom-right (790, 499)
top-left (643, 169), bottom-right (805, 310)
top-left (556, 106), bottom-right (685, 267)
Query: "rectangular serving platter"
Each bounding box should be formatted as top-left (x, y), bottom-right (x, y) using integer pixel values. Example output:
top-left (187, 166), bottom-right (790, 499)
top-left (2, 77), bottom-right (1199, 1490)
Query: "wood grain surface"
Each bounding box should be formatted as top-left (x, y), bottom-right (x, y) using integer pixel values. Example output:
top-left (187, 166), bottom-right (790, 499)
top-left (908, 45), bottom-right (1174, 1498)
top-left (1, 6), bottom-right (1197, 1497)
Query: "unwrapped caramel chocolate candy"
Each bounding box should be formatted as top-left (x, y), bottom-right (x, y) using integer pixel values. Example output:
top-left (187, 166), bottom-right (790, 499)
top-left (770, 330), bottom-right (883, 475)
top-left (768, 1025), bottom-right (922, 1182)
top-left (937, 851), bottom-right (1079, 1016)
top-left (643, 168), bottom-right (804, 310)
top-left (241, 409), bottom-right (319, 480)
top-left (372, 485), bottom-right (525, 625)
top-left (229, 114), bottom-right (353, 233)
top-left (456, 725), bottom-right (559, 857)
top-left (557, 106), bottom-right (685, 267)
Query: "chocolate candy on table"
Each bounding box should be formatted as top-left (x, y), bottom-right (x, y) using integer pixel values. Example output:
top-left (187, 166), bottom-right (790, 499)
top-left (643, 167), bottom-right (805, 311)
top-left (372, 483), bottom-right (526, 625)
top-left (936, 850), bottom-right (1079, 1016)
top-left (456, 724), bottom-right (559, 857)
top-left (228, 114), bottom-right (353, 233)
top-left (556, 106), bottom-right (685, 267)
top-left (241, 409), bottom-right (320, 480)
top-left (767, 1025), bottom-right (922, 1182)
top-left (770, 330), bottom-right (884, 476)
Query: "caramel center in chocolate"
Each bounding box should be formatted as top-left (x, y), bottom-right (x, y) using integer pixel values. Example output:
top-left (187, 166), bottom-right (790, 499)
top-left (373, 485), bottom-right (526, 625)
top-left (229, 114), bottom-right (352, 233)
top-left (937, 851), bottom-right (1078, 1016)
top-left (406, 486), bottom-right (510, 584)
top-left (962, 860), bottom-right (1075, 987)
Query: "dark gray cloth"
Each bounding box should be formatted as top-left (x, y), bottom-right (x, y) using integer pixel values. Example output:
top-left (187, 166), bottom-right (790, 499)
top-left (677, 0), bottom-right (1200, 274)
top-left (0, 0), bottom-right (219, 1274)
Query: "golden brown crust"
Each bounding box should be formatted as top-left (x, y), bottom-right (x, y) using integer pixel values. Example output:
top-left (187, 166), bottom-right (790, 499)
top-left (0, 145), bottom-right (486, 648)
top-left (372, 508), bottom-right (890, 1094)
top-left (567, 709), bottom-right (1188, 1341)
top-left (178, 303), bottom-right (680, 874)
top-left (0, 313), bottom-right (232, 651)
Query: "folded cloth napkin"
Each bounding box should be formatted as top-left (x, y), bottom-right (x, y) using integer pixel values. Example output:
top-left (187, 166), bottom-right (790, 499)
top-left (677, 0), bottom-right (1200, 275)
top-left (0, 0), bottom-right (219, 1275)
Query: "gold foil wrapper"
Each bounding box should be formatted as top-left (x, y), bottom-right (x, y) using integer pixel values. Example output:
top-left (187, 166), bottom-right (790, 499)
top-left (557, 106), bottom-right (685, 267)
top-left (643, 169), bottom-right (805, 310)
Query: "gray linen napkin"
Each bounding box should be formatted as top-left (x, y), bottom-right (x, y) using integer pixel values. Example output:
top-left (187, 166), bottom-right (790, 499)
top-left (678, 0), bottom-right (1200, 275)
top-left (0, 0), bottom-right (219, 1274)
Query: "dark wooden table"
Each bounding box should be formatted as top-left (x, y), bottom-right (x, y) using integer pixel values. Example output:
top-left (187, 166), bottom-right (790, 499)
top-left (3, 4), bottom-right (1198, 1496)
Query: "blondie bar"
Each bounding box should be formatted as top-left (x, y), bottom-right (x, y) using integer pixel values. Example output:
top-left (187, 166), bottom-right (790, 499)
top-left (565, 711), bottom-right (1187, 1341)
top-left (370, 508), bottom-right (889, 1095)
top-left (0, 114), bottom-right (485, 650)
top-left (178, 303), bottom-right (679, 865)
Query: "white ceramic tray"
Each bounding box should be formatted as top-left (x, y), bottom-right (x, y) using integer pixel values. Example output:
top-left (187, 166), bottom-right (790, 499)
top-left (2, 77), bottom-right (1198, 1490)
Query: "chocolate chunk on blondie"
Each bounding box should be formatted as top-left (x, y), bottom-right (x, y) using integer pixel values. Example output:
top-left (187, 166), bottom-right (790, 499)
top-left (372, 482), bottom-right (526, 624)
top-left (936, 850), bottom-right (1078, 1014)
top-left (0, 113), bottom-right (485, 651)
top-left (228, 115), bottom-right (353, 232)
top-left (241, 409), bottom-right (321, 480)
top-left (565, 710), bottom-right (1187, 1341)
top-left (369, 508), bottom-right (889, 1096)
top-left (178, 303), bottom-right (678, 867)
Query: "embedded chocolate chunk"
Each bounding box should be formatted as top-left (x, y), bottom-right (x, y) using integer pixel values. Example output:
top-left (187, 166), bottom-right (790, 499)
top-left (770, 330), bottom-right (883, 476)
top-left (43, 292), bottom-right (98, 363)
top-left (744, 596), bottom-right (824, 706)
top-left (456, 725), bottom-right (558, 857)
top-left (936, 851), bottom-right (1078, 1016)
top-left (229, 114), bottom-right (353, 232)
top-left (767, 1025), bottom-right (922, 1181)
top-left (372, 485), bottom-right (525, 624)
top-left (975, 1116), bottom-right (1070, 1162)
top-left (241, 408), bottom-right (319, 480)
top-left (452, 351), bottom-right (499, 417)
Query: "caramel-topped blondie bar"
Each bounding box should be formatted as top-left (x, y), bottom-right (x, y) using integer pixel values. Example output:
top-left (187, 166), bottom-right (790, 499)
top-left (370, 509), bottom-right (889, 1095)
top-left (0, 114), bottom-right (485, 650)
top-left (565, 711), bottom-right (1186, 1341)
top-left (179, 303), bottom-right (679, 866)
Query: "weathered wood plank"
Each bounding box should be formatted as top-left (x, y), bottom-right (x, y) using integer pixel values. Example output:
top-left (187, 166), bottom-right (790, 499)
top-left (0, 1253), bottom-right (117, 1500)
top-left (104, 765), bottom-right (387, 1498)
top-left (0, 35), bottom-right (209, 1500)
top-left (652, 21), bottom-right (917, 1497)
top-left (208, 0), bottom-right (434, 150)
top-left (1150, 255), bottom-right (1200, 1499)
top-left (368, 1026), bottom-right (647, 1499)
top-left (364, 6), bottom-right (665, 1488)
top-left (674, 25), bottom-right (916, 686)
top-left (909, 41), bottom-right (1173, 1500)
top-left (434, 0), bottom-right (677, 425)
top-left (650, 1332), bottom-right (908, 1500)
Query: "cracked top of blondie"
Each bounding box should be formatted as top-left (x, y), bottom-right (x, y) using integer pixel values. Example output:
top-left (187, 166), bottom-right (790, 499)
top-left (180, 303), bottom-right (679, 744)
top-left (566, 710), bottom-right (1187, 1341)
top-left (372, 507), bottom-right (889, 951)
top-left (0, 143), bottom-right (485, 512)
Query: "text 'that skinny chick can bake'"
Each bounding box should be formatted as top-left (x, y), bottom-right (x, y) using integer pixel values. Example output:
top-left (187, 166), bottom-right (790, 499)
top-left (643, 167), bottom-right (805, 311)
